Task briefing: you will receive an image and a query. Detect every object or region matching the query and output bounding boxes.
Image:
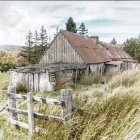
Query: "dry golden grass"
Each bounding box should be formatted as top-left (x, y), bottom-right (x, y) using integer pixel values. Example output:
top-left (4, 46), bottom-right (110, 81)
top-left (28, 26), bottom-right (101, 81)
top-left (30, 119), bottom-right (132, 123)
top-left (1, 69), bottom-right (140, 140)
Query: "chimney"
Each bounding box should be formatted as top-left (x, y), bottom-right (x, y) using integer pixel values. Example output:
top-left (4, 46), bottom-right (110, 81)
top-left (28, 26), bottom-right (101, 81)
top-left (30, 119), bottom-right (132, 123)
top-left (90, 36), bottom-right (99, 44)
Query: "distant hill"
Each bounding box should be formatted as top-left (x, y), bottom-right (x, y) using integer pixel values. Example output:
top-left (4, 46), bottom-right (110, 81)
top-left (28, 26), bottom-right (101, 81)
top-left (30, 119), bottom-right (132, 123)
top-left (0, 45), bottom-right (23, 52)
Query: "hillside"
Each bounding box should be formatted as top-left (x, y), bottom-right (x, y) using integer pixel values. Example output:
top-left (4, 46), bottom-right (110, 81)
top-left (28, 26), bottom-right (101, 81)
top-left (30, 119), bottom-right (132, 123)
top-left (0, 45), bottom-right (23, 52)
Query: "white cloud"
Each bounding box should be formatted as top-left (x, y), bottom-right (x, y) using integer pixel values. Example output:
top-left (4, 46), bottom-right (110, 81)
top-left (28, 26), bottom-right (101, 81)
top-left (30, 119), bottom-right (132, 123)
top-left (0, 1), bottom-right (140, 45)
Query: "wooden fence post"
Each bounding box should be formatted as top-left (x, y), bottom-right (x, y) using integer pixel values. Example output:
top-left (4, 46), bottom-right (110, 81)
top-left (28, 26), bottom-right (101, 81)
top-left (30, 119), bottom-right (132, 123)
top-left (61, 89), bottom-right (72, 121)
top-left (27, 92), bottom-right (34, 135)
top-left (7, 86), bottom-right (17, 121)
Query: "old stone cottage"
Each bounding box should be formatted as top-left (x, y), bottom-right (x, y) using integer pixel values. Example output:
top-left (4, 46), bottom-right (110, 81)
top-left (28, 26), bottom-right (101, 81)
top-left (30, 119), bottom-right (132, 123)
top-left (10, 30), bottom-right (137, 91)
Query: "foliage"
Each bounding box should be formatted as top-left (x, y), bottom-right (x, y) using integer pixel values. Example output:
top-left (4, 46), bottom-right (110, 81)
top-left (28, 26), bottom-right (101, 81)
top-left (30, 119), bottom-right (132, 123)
top-left (123, 35), bottom-right (140, 62)
top-left (20, 31), bottom-right (35, 64)
top-left (0, 63), bottom-right (15, 73)
top-left (110, 37), bottom-right (117, 45)
top-left (78, 22), bottom-right (88, 35)
top-left (13, 55), bottom-right (28, 67)
top-left (16, 83), bottom-right (28, 94)
top-left (79, 73), bottom-right (102, 85)
top-left (20, 26), bottom-right (49, 64)
top-left (66, 17), bottom-right (77, 33)
top-left (39, 25), bottom-right (48, 47)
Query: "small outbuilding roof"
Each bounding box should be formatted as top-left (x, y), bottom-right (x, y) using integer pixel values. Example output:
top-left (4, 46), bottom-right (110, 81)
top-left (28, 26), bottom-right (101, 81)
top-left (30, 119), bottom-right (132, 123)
top-left (98, 42), bottom-right (132, 60)
top-left (106, 61), bottom-right (123, 66)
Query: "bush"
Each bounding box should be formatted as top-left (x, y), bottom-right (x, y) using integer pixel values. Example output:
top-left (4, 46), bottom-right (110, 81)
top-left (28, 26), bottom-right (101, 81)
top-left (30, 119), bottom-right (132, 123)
top-left (79, 73), bottom-right (102, 85)
top-left (16, 83), bottom-right (28, 94)
top-left (0, 63), bottom-right (15, 73)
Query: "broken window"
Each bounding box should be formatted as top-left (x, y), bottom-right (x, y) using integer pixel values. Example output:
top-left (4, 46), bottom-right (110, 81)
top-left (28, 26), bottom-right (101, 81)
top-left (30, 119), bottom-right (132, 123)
top-left (49, 73), bottom-right (56, 82)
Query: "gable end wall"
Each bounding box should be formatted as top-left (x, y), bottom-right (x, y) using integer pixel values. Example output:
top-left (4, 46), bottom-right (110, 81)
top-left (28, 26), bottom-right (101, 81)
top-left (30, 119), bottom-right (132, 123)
top-left (40, 33), bottom-right (84, 64)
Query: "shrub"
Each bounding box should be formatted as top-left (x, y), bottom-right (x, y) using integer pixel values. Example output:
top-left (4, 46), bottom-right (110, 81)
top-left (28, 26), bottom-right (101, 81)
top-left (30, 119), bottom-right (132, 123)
top-left (79, 73), bottom-right (102, 85)
top-left (16, 83), bottom-right (28, 94)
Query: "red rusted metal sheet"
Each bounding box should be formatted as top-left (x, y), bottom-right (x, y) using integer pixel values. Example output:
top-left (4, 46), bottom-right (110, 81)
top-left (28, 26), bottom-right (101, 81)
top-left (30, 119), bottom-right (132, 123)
top-left (61, 30), bottom-right (111, 64)
top-left (99, 42), bottom-right (132, 60)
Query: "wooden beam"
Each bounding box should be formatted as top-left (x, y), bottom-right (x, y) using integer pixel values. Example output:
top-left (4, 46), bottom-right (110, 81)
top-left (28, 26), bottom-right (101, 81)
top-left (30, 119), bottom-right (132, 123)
top-left (6, 107), bottom-right (28, 116)
top-left (33, 96), bottom-right (62, 105)
top-left (27, 92), bottom-right (35, 135)
top-left (7, 107), bottom-right (64, 122)
top-left (34, 112), bottom-right (64, 122)
top-left (61, 89), bottom-right (72, 121)
top-left (9, 119), bottom-right (29, 129)
top-left (7, 86), bottom-right (17, 121)
top-left (7, 93), bottom-right (63, 106)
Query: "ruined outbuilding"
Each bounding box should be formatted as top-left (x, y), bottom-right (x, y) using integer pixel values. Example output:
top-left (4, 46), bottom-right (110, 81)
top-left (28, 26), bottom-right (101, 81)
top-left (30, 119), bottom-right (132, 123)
top-left (10, 30), bottom-right (137, 91)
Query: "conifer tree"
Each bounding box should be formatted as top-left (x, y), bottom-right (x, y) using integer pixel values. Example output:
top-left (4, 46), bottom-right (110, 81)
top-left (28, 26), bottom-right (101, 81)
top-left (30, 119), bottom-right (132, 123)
top-left (33, 30), bottom-right (40, 46)
top-left (20, 31), bottom-right (34, 64)
top-left (78, 22), bottom-right (88, 35)
top-left (66, 17), bottom-right (77, 33)
top-left (39, 25), bottom-right (48, 47)
top-left (110, 37), bottom-right (117, 45)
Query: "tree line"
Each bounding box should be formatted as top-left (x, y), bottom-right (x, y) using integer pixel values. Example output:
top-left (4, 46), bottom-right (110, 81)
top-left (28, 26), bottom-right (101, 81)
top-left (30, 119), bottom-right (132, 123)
top-left (15, 17), bottom-right (140, 66)
top-left (0, 16), bottom-right (139, 73)
top-left (20, 25), bottom-right (49, 64)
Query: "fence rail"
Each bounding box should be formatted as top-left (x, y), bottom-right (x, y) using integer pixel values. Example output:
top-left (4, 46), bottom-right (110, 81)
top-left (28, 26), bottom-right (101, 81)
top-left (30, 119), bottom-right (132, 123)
top-left (7, 86), bottom-right (72, 135)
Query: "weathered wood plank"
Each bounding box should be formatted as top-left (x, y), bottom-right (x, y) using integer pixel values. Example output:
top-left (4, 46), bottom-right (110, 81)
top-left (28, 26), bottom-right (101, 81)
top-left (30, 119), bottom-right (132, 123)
top-left (7, 107), bottom-right (64, 122)
top-left (6, 107), bottom-right (28, 116)
top-left (61, 89), bottom-right (72, 121)
top-left (33, 96), bottom-right (62, 105)
top-left (34, 112), bottom-right (64, 122)
top-left (7, 93), bottom-right (63, 106)
top-left (27, 92), bottom-right (35, 135)
top-left (7, 86), bottom-right (17, 121)
top-left (9, 119), bottom-right (29, 129)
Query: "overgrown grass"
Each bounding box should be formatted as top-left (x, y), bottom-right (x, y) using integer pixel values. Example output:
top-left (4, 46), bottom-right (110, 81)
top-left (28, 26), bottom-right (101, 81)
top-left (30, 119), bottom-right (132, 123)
top-left (79, 73), bottom-right (103, 85)
top-left (1, 69), bottom-right (140, 140)
top-left (54, 74), bottom-right (72, 91)
top-left (0, 72), bottom-right (9, 90)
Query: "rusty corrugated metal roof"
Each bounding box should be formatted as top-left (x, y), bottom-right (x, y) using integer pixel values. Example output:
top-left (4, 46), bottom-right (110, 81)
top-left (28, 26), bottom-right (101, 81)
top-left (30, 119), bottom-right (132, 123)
top-left (98, 42), bottom-right (132, 60)
top-left (60, 30), bottom-right (111, 64)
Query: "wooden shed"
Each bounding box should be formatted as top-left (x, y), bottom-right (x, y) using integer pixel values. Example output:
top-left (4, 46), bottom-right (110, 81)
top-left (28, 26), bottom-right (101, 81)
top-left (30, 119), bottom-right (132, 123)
top-left (10, 63), bottom-right (86, 92)
top-left (98, 42), bottom-right (137, 72)
top-left (40, 30), bottom-right (111, 74)
top-left (10, 30), bottom-right (137, 92)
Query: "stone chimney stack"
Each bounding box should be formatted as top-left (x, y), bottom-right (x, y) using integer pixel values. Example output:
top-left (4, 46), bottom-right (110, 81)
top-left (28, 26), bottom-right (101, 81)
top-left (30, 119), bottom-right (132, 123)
top-left (90, 36), bottom-right (99, 44)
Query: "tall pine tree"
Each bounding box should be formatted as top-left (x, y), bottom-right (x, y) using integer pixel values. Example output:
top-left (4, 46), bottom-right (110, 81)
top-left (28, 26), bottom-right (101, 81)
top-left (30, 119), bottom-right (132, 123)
top-left (66, 17), bottom-right (77, 33)
top-left (33, 30), bottom-right (40, 46)
top-left (20, 31), bottom-right (34, 64)
top-left (78, 22), bottom-right (88, 35)
top-left (40, 25), bottom-right (48, 47)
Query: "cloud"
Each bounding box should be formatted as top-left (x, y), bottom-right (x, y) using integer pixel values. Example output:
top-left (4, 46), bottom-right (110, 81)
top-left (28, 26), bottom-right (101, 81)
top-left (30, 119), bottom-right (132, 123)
top-left (0, 1), bottom-right (140, 45)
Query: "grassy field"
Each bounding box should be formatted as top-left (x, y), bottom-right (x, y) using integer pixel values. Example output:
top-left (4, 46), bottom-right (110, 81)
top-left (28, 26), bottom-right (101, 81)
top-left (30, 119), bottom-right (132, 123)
top-left (1, 69), bottom-right (140, 140)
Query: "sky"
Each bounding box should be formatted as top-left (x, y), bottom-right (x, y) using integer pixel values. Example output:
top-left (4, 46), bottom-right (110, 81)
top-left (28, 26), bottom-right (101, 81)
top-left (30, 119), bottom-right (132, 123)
top-left (0, 1), bottom-right (140, 46)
